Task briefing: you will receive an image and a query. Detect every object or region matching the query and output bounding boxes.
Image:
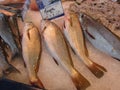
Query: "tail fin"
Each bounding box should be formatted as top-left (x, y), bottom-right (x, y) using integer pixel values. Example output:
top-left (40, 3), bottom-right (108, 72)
top-left (71, 68), bottom-right (90, 90)
top-left (87, 61), bottom-right (107, 78)
top-left (3, 64), bottom-right (20, 76)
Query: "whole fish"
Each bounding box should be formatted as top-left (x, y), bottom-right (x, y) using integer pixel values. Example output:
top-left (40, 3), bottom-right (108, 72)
top-left (79, 13), bottom-right (120, 61)
top-left (41, 20), bottom-right (90, 90)
top-left (0, 13), bottom-right (20, 60)
top-left (63, 11), bottom-right (107, 78)
top-left (22, 22), bottom-right (44, 89)
top-left (0, 78), bottom-right (43, 90)
top-left (0, 39), bottom-right (20, 76)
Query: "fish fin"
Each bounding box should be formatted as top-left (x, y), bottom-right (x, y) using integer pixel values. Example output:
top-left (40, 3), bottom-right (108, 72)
top-left (71, 68), bottom-right (90, 90)
top-left (27, 31), bottom-right (31, 40)
top-left (85, 30), bottom-right (95, 39)
top-left (63, 21), bottom-right (66, 30)
top-left (30, 77), bottom-right (45, 89)
top-left (87, 60), bottom-right (107, 78)
top-left (3, 64), bottom-right (20, 76)
top-left (71, 47), bottom-right (76, 55)
top-left (53, 58), bottom-right (59, 65)
top-left (112, 57), bottom-right (120, 61)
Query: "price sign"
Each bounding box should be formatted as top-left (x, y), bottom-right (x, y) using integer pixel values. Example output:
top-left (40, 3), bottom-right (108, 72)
top-left (36, 0), bottom-right (64, 20)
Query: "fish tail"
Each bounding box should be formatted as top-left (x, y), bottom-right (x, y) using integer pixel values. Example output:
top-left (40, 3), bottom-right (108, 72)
top-left (71, 68), bottom-right (90, 90)
top-left (3, 64), bottom-right (20, 76)
top-left (87, 59), bottom-right (107, 78)
top-left (30, 77), bottom-right (45, 89)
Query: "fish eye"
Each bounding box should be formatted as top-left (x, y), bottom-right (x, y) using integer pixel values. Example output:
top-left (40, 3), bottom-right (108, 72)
top-left (81, 14), bottom-right (84, 18)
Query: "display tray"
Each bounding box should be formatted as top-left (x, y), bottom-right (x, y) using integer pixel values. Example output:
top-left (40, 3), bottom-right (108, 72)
top-left (0, 1), bottom-right (120, 90)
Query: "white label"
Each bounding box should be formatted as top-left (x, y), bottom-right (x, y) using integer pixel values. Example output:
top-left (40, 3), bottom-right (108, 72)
top-left (36, 0), bottom-right (64, 20)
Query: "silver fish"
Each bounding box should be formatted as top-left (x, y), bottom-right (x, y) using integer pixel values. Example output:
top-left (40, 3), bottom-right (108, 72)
top-left (0, 13), bottom-right (20, 60)
top-left (22, 22), bottom-right (44, 89)
top-left (41, 20), bottom-right (90, 90)
top-left (79, 13), bottom-right (120, 61)
top-left (63, 11), bottom-right (107, 78)
top-left (0, 39), bottom-right (20, 76)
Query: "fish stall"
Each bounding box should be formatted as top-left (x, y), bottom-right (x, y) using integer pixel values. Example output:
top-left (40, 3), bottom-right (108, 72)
top-left (0, 0), bottom-right (120, 90)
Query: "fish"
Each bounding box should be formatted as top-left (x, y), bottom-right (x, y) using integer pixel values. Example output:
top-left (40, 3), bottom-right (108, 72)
top-left (79, 12), bottom-right (120, 61)
top-left (0, 78), bottom-right (44, 90)
top-left (63, 11), bottom-right (107, 78)
top-left (22, 22), bottom-right (44, 89)
top-left (8, 16), bottom-right (22, 51)
top-left (0, 13), bottom-right (20, 60)
top-left (0, 5), bottom-right (23, 21)
top-left (40, 20), bottom-right (90, 90)
top-left (0, 38), bottom-right (20, 76)
top-left (0, 5), bottom-right (20, 14)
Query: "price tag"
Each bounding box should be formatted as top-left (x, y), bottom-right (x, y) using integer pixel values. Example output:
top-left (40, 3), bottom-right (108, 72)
top-left (36, 0), bottom-right (64, 20)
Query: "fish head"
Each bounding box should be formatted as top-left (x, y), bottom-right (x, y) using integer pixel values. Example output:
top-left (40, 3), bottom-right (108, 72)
top-left (24, 22), bottom-right (34, 31)
top-left (63, 10), bottom-right (75, 30)
top-left (63, 10), bottom-right (81, 31)
top-left (79, 12), bottom-right (92, 27)
top-left (40, 20), bottom-right (51, 33)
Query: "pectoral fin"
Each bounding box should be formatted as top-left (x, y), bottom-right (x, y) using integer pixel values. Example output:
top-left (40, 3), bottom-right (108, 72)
top-left (112, 57), bottom-right (120, 61)
top-left (27, 31), bottom-right (31, 40)
top-left (86, 30), bottom-right (95, 40)
top-left (53, 58), bottom-right (59, 65)
top-left (71, 47), bottom-right (76, 55)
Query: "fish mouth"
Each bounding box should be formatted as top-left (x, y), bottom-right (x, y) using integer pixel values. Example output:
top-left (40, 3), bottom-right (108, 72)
top-left (79, 12), bottom-right (85, 23)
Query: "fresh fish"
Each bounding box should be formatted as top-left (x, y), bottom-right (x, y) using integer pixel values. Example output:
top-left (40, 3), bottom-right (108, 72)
top-left (0, 13), bottom-right (20, 60)
top-left (0, 38), bottom-right (20, 76)
top-left (0, 5), bottom-right (20, 14)
top-left (63, 11), bottom-right (107, 78)
top-left (0, 78), bottom-right (44, 90)
top-left (0, 5), bottom-right (23, 21)
top-left (22, 22), bottom-right (44, 89)
top-left (41, 20), bottom-right (90, 90)
top-left (8, 16), bottom-right (22, 51)
top-left (79, 13), bottom-right (120, 61)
